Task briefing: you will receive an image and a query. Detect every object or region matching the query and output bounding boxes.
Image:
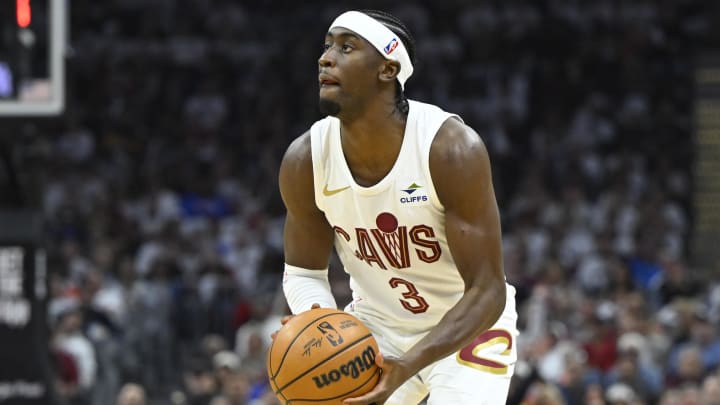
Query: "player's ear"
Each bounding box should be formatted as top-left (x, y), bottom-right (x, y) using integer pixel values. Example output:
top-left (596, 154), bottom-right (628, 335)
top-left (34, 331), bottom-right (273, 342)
top-left (378, 60), bottom-right (400, 84)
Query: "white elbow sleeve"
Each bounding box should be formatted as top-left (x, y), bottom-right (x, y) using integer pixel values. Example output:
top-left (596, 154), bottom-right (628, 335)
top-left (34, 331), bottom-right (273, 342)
top-left (283, 264), bottom-right (337, 314)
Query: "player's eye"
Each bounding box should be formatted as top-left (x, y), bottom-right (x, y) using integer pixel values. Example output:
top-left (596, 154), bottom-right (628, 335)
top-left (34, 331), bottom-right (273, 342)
top-left (341, 44), bottom-right (354, 53)
top-left (322, 43), bottom-right (331, 51)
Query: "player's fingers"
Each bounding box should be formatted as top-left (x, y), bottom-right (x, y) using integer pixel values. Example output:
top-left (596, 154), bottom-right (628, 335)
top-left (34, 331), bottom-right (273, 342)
top-left (343, 392), bottom-right (385, 405)
top-left (280, 304), bottom-right (321, 326)
top-left (342, 392), bottom-right (382, 405)
top-left (377, 354), bottom-right (403, 370)
top-left (343, 367), bottom-right (390, 404)
top-left (271, 330), bottom-right (279, 340)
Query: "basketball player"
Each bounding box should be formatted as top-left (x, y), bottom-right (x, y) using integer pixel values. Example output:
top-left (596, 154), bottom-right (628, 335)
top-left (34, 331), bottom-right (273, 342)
top-left (277, 10), bottom-right (518, 405)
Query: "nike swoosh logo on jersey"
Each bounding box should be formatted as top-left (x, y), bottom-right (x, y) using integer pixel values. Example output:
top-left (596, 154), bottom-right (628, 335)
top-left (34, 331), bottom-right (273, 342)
top-left (323, 184), bottom-right (351, 196)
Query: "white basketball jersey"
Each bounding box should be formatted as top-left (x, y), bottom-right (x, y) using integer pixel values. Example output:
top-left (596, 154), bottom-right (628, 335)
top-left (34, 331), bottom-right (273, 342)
top-left (310, 100), bottom-right (474, 334)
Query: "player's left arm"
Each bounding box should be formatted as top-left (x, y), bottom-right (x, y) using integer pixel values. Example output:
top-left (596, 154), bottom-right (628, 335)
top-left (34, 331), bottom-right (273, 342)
top-left (343, 118), bottom-right (507, 404)
top-left (405, 117), bottom-right (508, 365)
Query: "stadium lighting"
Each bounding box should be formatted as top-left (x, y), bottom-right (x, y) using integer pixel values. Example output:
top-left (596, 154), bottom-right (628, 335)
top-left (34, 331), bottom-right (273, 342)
top-left (16, 0), bottom-right (31, 28)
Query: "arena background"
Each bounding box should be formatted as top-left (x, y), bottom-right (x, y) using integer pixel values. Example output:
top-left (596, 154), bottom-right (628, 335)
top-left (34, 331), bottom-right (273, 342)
top-left (1, 1), bottom-right (720, 404)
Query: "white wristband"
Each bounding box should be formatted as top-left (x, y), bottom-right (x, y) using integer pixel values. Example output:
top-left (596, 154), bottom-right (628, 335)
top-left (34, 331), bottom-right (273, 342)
top-left (283, 264), bottom-right (337, 314)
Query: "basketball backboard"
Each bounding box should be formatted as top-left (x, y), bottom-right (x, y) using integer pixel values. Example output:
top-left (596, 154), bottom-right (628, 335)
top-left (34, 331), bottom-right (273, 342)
top-left (0, 0), bottom-right (65, 116)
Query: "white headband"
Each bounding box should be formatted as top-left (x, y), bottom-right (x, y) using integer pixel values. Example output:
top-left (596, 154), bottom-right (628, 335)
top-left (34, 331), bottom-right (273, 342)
top-left (329, 11), bottom-right (414, 89)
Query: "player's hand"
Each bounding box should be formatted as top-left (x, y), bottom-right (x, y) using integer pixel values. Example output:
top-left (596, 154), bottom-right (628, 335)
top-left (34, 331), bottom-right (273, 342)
top-left (342, 353), bottom-right (411, 405)
top-left (271, 303), bottom-right (321, 340)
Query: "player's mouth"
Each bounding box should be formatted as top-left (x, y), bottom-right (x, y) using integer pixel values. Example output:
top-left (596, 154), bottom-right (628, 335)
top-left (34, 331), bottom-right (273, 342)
top-left (319, 73), bottom-right (340, 87)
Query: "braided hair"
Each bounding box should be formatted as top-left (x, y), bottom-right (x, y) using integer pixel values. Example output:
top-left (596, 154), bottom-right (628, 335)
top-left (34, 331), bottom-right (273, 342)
top-left (360, 10), bottom-right (416, 115)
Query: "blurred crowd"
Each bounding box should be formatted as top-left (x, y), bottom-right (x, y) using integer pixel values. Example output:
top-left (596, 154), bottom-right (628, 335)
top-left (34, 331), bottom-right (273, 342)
top-left (3, 0), bottom-right (720, 404)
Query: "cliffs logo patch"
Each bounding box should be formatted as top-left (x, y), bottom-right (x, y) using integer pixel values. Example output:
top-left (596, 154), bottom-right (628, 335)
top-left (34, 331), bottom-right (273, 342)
top-left (384, 38), bottom-right (399, 55)
top-left (402, 183), bottom-right (422, 194)
top-left (401, 183), bottom-right (428, 203)
top-left (317, 321), bottom-right (344, 346)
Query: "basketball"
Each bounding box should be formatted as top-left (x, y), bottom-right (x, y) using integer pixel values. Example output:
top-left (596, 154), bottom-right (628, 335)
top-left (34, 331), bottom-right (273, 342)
top-left (267, 308), bottom-right (382, 404)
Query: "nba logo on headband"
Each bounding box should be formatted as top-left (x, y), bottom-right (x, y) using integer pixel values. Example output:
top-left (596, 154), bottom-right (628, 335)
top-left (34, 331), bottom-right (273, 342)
top-left (384, 38), bottom-right (399, 55)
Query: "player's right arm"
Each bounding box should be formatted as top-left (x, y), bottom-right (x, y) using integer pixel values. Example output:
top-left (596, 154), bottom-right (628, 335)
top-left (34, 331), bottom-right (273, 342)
top-left (278, 131), bottom-right (337, 314)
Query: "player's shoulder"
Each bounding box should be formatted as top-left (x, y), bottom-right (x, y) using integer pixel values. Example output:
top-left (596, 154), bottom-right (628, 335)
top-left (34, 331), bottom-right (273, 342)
top-left (283, 116), bottom-right (336, 160)
top-left (280, 130), bottom-right (313, 188)
top-left (283, 130), bottom-right (312, 164)
top-left (428, 115), bottom-right (493, 209)
top-left (407, 99), bottom-right (482, 153)
top-left (431, 117), bottom-right (488, 164)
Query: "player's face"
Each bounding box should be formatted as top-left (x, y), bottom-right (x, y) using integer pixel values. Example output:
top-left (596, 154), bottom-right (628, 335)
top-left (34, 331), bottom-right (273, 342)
top-left (318, 28), bottom-right (385, 116)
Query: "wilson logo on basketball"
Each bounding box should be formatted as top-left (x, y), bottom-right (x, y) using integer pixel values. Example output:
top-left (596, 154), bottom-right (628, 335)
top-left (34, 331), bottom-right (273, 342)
top-left (317, 321), bottom-right (344, 347)
top-left (311, 346), bottom-right (377, 389)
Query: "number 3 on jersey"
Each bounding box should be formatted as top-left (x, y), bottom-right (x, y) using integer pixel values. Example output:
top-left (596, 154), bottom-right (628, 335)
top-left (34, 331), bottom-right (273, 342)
top-left (388, 277), bottom-right (429, 314)
top-left (388, 278), bottom-right (513, 375)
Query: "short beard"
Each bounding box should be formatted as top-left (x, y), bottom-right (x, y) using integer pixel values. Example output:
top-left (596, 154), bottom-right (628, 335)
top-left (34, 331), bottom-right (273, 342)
top-left (318, 98), bottom-right (341, 116)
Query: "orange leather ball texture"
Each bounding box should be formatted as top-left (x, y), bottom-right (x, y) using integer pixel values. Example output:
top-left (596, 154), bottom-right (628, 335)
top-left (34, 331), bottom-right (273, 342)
top-left (267, 308), bottom-right (382, 404)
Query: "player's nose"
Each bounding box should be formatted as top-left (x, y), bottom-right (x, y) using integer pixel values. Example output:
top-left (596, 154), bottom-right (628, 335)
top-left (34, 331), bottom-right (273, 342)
top-left (318, 50), bottom-right (335, 68)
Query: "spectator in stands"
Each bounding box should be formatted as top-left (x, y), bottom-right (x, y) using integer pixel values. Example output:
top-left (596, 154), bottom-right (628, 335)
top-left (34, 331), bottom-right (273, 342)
top-left (51, 299), bottom-right (97, 405)
top-left (116, 383), bottom-right (147, 405)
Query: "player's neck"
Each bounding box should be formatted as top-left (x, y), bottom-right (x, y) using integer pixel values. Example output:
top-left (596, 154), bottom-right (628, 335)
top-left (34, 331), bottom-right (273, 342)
top-left (339, 93), bottom-right (406, 141)
top-left (342, 112), bottom-right (405, 141)
top-left (339, 100), bottom-right (407, 187)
